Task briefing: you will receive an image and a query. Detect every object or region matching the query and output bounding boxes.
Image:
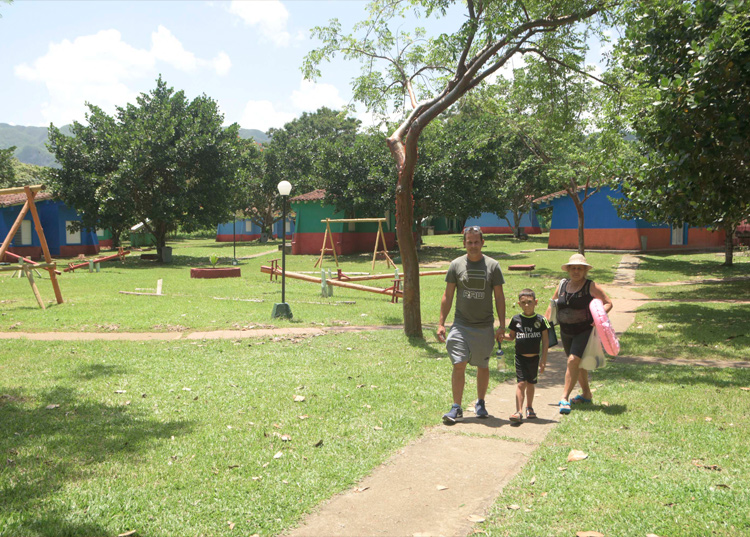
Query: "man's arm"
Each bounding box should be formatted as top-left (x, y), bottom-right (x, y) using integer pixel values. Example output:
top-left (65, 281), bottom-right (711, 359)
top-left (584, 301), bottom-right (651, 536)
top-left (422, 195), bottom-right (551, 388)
top-left (436, 282), bottom-right (456, 343)
top-left (493, 284), bottom-right (506, 343)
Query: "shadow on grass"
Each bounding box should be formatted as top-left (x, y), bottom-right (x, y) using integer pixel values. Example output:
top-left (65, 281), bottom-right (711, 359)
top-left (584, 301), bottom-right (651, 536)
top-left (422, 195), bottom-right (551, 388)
top-left (73, 362), bottom-right (128, 380)
top-left (621, 302), bottom-right (750, 360)
top-left (646, 280), bottom-right (750, 301)
top-left (637, 254), bottom-right (750, 282)
top-left (571, 403), bottom-right (627, 416)
top-left (596, 362), bottom-right (750, 388)
top-left (405, 335), bottom-right (444, 357)
top-left (0, 384), bottom-right (194, 535)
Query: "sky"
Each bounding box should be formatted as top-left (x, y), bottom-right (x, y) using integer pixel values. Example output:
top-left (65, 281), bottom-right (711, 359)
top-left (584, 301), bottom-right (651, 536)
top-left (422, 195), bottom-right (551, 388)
top-left (0, 0), bottom-right (612, 133)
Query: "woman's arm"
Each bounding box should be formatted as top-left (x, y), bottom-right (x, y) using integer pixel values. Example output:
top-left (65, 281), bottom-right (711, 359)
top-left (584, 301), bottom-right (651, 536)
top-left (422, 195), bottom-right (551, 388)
top-left (591, 281), bottom-right (613, 313)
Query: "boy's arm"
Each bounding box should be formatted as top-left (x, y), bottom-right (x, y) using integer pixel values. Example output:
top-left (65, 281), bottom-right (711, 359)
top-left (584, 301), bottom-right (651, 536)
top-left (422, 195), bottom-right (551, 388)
top-left (540, 330), bottom-right (549, 373)
top-left (505, 329), bottom-right (517, 341)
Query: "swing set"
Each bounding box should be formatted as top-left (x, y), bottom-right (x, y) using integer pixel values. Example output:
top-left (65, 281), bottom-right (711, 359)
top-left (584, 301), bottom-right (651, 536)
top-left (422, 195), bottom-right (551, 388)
top-left (0, 185), bottom-right (63, 309)
top-left (315, 217), bottom-right (395, 270)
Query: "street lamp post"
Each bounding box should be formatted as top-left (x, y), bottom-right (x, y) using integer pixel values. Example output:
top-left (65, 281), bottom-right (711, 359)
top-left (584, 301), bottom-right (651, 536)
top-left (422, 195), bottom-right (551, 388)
top-left (232, 216), bottom-right (238, 265)
top-left (272, 180), bottom-right (293, 319)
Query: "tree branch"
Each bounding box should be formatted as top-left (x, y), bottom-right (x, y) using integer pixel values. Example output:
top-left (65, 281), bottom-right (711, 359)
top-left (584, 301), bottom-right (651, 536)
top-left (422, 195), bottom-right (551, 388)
top-left (518, 47), bottom-right (619, 90)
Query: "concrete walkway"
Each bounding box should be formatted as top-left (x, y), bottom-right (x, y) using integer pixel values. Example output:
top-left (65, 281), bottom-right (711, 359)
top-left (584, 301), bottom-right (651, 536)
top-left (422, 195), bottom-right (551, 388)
top-left (285, 283), bottom-right (643, 537)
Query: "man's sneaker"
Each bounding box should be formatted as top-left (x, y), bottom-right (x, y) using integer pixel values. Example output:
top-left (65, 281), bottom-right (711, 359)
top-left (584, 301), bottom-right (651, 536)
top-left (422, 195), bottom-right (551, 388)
top-left (442, 404), bottom-right (463, 425)
top-left (474, 399), bottom-right (489, 418)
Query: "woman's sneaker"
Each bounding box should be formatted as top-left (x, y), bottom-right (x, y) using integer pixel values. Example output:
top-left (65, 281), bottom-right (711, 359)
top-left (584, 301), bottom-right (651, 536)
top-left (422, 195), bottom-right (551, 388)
top-left (442, 404), bottom-right (463, 425)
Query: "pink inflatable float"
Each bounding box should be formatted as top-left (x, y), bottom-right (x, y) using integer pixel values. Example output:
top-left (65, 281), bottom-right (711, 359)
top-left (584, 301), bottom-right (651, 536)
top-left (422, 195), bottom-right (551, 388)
top-left (589, 298), bottom-right (620, 356)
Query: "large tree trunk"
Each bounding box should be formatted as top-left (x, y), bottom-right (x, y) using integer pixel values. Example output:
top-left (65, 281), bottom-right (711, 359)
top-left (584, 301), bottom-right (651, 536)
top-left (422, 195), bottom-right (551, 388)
top-left (388, 131), bottom-right (423, 338)
top-left (723, 223), bottom-right (735, 267)
top-left (573, 196), bottom-right (585, 254)
top-left (395, 172), bottom-right (422, 337)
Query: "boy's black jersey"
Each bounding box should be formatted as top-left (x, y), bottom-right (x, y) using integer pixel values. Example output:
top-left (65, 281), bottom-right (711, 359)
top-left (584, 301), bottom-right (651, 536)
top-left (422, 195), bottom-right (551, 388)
top-left (508, 313), bottom-right (549, 355)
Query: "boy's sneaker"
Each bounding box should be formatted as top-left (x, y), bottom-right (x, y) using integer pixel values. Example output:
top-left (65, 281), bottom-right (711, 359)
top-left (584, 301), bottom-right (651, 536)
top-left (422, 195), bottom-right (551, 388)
top-left (474, 399), bottom-right (489, 418)
top-left (442, 404), bottom-right (463, 425)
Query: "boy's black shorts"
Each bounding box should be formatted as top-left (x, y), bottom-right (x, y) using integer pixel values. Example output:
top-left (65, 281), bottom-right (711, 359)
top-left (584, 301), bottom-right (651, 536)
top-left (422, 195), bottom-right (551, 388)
top-left (515, 353), bottom-right (540, 384)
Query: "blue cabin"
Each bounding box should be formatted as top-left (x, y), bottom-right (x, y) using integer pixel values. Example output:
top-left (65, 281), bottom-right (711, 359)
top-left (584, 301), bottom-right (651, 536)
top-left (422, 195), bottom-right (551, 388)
top-left (464, 210), bottom-right (542, 235)
top-left (0, 192), bottom-right (99, 260)
top-left (217, 216), bottom-right (295, 243)
top-left (534, 185), bottom-right (725, 251)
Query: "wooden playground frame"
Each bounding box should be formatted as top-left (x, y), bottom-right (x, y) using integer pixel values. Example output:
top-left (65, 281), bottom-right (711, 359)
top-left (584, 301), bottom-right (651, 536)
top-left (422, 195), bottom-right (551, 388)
top-left (315, 218), bottom-right (395, 270)
top-left (0, 185), bottom-right (63, 309)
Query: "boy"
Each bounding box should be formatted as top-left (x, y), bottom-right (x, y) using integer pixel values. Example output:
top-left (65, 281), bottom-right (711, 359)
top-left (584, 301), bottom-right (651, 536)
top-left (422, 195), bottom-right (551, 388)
top-left (504, 289), bottom-right (549, 423)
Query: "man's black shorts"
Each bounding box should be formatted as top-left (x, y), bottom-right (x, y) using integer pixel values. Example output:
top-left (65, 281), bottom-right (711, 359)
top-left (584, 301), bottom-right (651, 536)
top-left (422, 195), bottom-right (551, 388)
top-left (515, 353), bottom-right (540, 384)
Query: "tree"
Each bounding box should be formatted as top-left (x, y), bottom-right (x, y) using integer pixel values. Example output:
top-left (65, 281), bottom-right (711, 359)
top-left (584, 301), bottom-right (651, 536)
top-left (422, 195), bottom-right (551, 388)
top-left (615, 0), bottom-right (750, 265)
top-left (304, 0), bottom-right (612, 337)
top-left (48, 105), bottom-right (132, 248)
top-left (321, 127), bottom-right (397, 218)
top-left (0, 146), bottom-right (17, 189)
top-left (479, 52), bottom-right (631, 254)
top-left (232, 138), bottom-right (277, 240)
top-left (49, 77), bottom-right (242, 261)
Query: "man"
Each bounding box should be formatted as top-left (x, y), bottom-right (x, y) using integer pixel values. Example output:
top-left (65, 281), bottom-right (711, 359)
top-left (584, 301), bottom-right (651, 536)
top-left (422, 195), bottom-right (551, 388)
top-left (436, 226), bottom-right (506, 424)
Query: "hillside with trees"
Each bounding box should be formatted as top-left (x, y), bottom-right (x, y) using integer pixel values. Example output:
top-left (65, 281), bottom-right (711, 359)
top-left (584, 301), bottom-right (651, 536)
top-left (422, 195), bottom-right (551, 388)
top-left (0, 122), bottom-right (269, 168)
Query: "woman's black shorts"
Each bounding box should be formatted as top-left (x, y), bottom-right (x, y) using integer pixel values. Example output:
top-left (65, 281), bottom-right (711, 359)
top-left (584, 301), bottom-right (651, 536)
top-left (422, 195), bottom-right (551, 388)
top-left (561, 327), bottom-right (593, 359)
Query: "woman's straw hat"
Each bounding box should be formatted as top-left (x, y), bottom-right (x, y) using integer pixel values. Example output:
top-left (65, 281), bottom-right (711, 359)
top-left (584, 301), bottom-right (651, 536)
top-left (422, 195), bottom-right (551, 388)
top-left (562, 253), bottom-right (592, 271)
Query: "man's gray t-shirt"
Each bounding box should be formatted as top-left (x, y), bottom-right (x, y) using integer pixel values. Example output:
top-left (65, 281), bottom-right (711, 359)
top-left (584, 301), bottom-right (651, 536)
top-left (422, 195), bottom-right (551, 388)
top-left (446, 254), bottom-right (505, 327)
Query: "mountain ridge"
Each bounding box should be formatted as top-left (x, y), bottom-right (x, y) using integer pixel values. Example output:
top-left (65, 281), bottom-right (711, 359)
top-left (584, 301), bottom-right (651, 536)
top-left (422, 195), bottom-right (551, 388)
top-left (0, 123), bottom-right (270, 167)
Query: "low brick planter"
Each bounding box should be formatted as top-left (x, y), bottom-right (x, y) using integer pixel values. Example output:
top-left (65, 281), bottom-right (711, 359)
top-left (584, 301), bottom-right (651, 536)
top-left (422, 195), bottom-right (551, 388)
top-left (190, 267), bottom-right (241, 279)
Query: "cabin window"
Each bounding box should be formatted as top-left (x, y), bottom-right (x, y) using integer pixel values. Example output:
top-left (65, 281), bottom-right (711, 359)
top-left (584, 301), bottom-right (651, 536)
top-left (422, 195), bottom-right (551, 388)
top-left (17, 219), bottom-right (32, 245)
top-left (245, 221), bottom-right (253, 232)
top-left (66, 221), bottom-right (81, 245)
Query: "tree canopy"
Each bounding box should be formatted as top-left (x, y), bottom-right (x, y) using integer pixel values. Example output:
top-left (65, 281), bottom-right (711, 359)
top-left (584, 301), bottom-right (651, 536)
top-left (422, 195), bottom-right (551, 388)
top-left (0, 146), bottom-right (16, 189)
top-left (48, 77), bottom-right (241, 259)
top-left (303, 0), bottom-right (614, 337)
top-left (615, 0), bottom-right (750, 265)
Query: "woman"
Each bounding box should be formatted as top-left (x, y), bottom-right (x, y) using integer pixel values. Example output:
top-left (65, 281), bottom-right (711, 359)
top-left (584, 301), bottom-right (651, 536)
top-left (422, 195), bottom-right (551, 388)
top-left (546, 253), bottom-right (613, 415)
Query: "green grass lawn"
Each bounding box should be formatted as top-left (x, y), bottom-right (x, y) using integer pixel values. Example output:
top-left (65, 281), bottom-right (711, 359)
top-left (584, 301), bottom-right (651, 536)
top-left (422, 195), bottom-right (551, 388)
top-left (1, 332), bottom-right (512, 536)
top-left (634, 251), bottom-right (750, 284)
top-left (1, 233), bottom-right (622, 333)
top-left (619, 301), bottom-right (750, 361)
top-left (636, 279), bottom-right (750, 301)
top-left (482, 363), bottom-right (750, 537)
top-left (3, 235), bottom-right (750, 536)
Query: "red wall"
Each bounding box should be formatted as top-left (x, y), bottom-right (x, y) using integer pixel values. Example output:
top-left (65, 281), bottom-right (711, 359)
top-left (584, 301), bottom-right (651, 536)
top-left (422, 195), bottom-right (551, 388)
top-left (3, 246), bottom-right (43, 261)
top-left (292, 231), bottom-right (396, 255)
top-left (549, 228), bottom-right (725, 250)
top-left (479, 226), bottom-right (542, 234)
top-left (60, 244), bottom-right (100, 257)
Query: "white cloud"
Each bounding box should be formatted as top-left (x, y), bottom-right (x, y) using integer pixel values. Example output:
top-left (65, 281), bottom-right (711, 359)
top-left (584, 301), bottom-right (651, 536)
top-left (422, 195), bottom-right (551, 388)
top-left (14, 29), bottom-right (153, 124)
top-left (14, 27), bottom-right (231, 125)
top-left (228, 0), bottom-right (291, 47)
top-left (290, 79), bottom-right (346, 111)
top-left (151, 25), bottom-right (198, 72)
top-left (241, 100), bottom-right (296, 132)
top-left (239, 78), bottom-right (347, 131)
top-left (212, 52), bottom-right (232, 76)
